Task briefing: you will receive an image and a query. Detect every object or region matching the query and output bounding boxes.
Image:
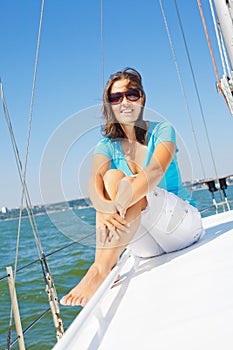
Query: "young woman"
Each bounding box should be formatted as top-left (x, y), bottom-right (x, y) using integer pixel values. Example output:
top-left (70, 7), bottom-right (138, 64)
top-left (60, 68), bottom-right (204, 307)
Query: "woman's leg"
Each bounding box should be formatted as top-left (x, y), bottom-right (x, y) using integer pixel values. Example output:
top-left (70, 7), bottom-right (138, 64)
top-left (139, 188), bottom-right (204, 253)
top-left (60, 170), bottom-right (146, 307)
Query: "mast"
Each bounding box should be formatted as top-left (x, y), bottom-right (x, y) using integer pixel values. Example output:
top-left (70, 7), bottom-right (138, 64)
top-left (213, 0), bottom-right (233, 69)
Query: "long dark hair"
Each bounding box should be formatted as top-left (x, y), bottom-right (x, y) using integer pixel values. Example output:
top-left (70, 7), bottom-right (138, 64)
top-left (101, 68), bottom-right (147, 144)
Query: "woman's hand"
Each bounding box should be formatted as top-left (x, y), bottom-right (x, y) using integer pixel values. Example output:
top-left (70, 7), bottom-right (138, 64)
top-left (97, 211), bottom-right (130, 245)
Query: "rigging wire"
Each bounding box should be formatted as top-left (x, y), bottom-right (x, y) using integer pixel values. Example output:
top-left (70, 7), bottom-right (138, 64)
top-left (0, 230), bottom-right (95, 282)
top-left (100, 0), bottom-right (105, 90)
top-left (18, 0), bottom-right (45, 258)
top-left (2, 0), bottom-right (104, 342)
top-left (169, 0), bottom-right (220, 180)
top-left (176, 0), bottom-right (220, 177)
top-left (1, 0), bottom-right (45, 343)
top-left (0, 0), bottom-right (65, 346)
top-left (0, 83), bottom-right (45, 349)
top-left (15, 0), bottom-right (46, 263)
top-left (173, 0), bottom-right (224, 201)
top-left (159, 0), bottom-right (206, 179)
top-left (0, 228), bottom-right (95, 348)
top-left (0, 83), bottom-right (43, 256)
top-left (3, 308), bottom-right (50, 349)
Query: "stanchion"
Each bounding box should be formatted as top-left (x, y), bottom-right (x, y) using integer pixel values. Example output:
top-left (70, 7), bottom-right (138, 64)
top-left (6, 266), bottom-right (25, 350)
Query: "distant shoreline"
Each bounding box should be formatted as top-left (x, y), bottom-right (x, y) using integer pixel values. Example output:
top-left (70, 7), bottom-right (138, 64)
top-left (1, 183), bottom-right (233, 222)
top-left (0, 198), bottom-right (91, 222)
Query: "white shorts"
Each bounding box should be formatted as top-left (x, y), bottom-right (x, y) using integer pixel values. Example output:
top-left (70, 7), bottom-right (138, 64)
top-left (127, 187), bottom-right (204, 258)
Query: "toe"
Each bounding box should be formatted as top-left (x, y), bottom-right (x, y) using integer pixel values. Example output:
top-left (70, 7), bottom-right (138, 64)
top-left (60, 296), bottom-right (67, 305)
top-left (60, 294), bottom-right (74, 306)
top-left (80, 297), bottom-right (88, 307)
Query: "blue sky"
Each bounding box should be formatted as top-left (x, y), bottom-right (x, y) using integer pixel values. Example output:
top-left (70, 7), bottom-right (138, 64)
top-left (1, 0), bottom-right (233, 209)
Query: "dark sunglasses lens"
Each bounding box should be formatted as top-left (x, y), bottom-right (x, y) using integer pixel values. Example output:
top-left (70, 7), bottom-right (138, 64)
top-left (126, 89), bottom-right (141, 101)
top-left (109, 92), bottom-right (123, 104)
top-left (109, 89), bottom-right (141, 104)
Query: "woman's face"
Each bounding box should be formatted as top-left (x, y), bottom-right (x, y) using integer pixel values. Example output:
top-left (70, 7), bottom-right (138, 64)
top-left (109, 79), bottom-right (144, 125)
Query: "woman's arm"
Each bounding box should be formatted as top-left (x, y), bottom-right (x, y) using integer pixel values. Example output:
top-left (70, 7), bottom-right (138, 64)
top-left (116, 141), bottom-right (176, 212)
top-left (88, 153), bottom-right (129, 243)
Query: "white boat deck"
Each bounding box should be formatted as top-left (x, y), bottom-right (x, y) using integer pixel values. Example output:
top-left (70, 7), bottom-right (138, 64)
top-left (53, 210), bottom-right (233, 350)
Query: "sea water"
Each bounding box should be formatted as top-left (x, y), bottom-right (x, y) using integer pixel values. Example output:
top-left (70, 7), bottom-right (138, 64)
top-left (0, 186), bottom-right (233, 349)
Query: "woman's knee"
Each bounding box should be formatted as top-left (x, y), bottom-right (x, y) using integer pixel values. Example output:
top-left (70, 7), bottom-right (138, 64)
top-left (117, 176), bottom-right (147, 211)
top-left (103, 169), bottom-right (126, 200)
top-left (103, 169), bottom-right (125, 186)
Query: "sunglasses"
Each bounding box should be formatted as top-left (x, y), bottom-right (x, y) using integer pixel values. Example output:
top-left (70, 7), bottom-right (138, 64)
top-left (108, 88), bottom-right (141, 105)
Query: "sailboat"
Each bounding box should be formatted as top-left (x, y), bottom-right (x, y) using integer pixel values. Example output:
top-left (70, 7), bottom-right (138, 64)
top-left (1, 1), bottom-right (233, 349)
top-left (51, 1), bottom-right (233, 349)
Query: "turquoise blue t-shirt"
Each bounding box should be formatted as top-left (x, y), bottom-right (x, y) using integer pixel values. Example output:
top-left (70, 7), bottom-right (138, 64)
top-left (94, 121), bottom-right (195, 206)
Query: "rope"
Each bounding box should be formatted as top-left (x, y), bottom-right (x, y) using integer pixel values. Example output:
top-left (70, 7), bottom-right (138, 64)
top-left (159, 0), bottom-right (206, 179)
top-left (197, 0), bottom-right (222, 84)
top-left (198, 0), bottom-right (233, 116)
top-left (208, 0), bottom-right (232, 78)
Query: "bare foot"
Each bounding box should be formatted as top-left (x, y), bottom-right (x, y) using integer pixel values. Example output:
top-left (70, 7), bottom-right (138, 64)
top-left (60, 264), bottom-right (109, 307)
